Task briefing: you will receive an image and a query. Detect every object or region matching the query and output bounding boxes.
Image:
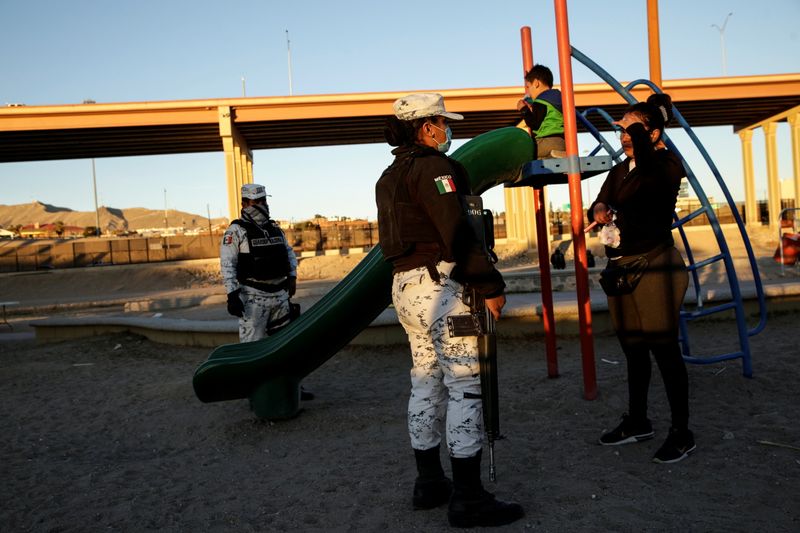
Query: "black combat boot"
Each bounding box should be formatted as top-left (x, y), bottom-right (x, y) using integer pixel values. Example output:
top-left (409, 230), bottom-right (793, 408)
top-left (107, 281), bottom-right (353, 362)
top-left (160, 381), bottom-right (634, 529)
top-left (412, 445), bottom-right (452, 510)
top-left (448, 451), bottom-right (524, 528)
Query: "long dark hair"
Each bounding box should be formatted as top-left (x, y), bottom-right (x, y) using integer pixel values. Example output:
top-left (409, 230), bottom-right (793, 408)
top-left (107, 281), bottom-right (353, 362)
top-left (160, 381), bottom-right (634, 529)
top-left (383, 116), bottom-right (429, 147)
top-left (625, 93), bottom-right (673, 141)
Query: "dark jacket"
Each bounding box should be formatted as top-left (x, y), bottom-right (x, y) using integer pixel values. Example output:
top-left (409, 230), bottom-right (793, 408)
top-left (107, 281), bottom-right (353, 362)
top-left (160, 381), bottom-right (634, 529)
top-left (376, 144), bottom-right (505, 298)
top-left (588, 123), bottom-right (684, 258)
top-left (520, 88), bottom-right (564, 138)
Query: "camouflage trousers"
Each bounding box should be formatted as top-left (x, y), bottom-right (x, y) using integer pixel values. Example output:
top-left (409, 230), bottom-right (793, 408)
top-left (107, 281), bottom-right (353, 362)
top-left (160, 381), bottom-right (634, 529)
top-left (392, 262), bottom-right (483, 458)
top-left (238, 285), bottom-right (291, 342)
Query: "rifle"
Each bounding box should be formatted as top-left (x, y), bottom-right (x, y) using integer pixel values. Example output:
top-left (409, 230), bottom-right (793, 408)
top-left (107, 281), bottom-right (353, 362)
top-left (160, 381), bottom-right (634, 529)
top-left (472, 285), bottom-right (500, 482)
top-left (447, 195), bottom-right (502, 481)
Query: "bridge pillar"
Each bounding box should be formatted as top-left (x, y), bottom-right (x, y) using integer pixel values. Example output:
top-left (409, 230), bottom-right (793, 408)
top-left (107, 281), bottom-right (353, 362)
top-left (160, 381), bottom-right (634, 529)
top-left (738, 129), bottom-right (758, 226)
top-left (504, 188), bottom-right (517, 241)
top-left (763, 122), bottom-right (781, 231)
top-left (219, 106), bottom-right (253, 221)
top-left (503, 123), bottom-right (549, 251)
top-left (789, 112), bottom-right (800, 215)
top-left (504, 186), bottom-right (541, 250)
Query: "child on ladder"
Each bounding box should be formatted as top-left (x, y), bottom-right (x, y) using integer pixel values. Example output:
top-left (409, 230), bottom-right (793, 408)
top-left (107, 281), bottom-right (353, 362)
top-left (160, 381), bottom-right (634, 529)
top-left (516, 64), bottom-right (566, 159)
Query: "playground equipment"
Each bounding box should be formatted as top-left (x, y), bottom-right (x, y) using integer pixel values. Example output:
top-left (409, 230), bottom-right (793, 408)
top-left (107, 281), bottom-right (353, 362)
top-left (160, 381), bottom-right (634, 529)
top-left (194, 0), bottom-right (768, 419)
top-left (516, 0), bottom-right (766, 384)
top-left (572, 48), bottom-right (767, 379)
top-left (193, 127), bottom-right (535, 419)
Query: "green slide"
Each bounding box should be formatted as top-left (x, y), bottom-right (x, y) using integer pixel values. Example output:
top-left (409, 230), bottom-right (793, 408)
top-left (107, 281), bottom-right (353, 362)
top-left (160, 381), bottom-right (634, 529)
top-left (192, 127), bottom-right (535, 419)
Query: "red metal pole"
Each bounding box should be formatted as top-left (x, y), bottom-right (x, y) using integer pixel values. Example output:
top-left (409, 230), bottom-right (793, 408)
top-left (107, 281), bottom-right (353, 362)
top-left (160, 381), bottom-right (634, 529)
top-left (646, 0), bottom-right (663, 88)
top-left (520, 26), bottom-right (559, 379)
top-left (553, 0), bottom-right (597, 399)
top-left (520, 26), bottom-right (533, 76)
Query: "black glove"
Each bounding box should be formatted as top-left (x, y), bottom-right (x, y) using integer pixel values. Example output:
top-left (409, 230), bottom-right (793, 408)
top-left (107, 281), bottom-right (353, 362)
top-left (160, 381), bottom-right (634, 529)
top-left (287, 276), bottom-right (297, 297)
top-left (226, 289), bottom-right (244, 317)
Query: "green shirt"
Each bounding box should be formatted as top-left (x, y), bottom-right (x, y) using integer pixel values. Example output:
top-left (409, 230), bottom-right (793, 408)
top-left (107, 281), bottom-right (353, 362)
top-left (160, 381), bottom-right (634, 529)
top-left (531, 98), bottom-right (564, 138)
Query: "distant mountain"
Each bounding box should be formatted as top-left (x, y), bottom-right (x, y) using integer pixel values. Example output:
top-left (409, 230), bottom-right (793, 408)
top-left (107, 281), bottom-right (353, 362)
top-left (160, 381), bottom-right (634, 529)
top-left (0, 201), bottom-right (228, 232)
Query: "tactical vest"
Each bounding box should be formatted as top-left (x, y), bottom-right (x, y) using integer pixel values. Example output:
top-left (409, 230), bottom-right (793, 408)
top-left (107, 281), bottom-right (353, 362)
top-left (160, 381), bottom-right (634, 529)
top-left (375, 153), bottom-right (441, 262)
top-left (233, 218), bottom-right (291, 287)
top-left (531, 98), bottom-right (564, 138)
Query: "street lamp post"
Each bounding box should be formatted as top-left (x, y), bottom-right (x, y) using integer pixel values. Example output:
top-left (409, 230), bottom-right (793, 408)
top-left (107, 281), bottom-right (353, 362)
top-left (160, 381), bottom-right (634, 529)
top-left (91, 158), bottom-right (100, 236)
top-left (286, 30), bottom-right (293, 96)
top-left (711, 12), bottom-right (733, 76)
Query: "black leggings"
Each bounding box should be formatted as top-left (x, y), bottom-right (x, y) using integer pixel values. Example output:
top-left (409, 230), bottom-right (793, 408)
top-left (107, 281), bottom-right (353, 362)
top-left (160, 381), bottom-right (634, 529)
top-left (607, 246), bottom-right (690, 430)
top-left (621, 338), bottom-right (689, 430)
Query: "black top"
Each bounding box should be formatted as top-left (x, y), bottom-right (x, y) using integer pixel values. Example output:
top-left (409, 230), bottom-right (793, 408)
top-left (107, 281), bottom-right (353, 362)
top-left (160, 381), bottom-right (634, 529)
top-left (588, 123), bottom-right (684, 258)
top-left (388, 144), bottom-right (505, 298)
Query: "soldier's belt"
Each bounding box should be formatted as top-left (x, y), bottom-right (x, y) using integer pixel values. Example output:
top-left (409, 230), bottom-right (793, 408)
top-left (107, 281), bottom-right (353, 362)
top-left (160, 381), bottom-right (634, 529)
top-left (240, 278), bottom-right (288, 293)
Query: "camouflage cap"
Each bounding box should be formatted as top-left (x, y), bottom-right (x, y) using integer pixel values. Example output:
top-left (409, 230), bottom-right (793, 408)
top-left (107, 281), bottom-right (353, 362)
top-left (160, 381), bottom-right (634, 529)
top-left (241, 183), bottom-right (267, 200)
top-left (393, 93), bottom-right (464, 121)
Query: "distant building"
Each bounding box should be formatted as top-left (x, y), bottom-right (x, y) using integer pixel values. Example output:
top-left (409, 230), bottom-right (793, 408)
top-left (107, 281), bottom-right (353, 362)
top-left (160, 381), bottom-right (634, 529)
top-left (19, 223), bottom-right (84, 239)
top-left (678, 178), bottom-right (689, 198)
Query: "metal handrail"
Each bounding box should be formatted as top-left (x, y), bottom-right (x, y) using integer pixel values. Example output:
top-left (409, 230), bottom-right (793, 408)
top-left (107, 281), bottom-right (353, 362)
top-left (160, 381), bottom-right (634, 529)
top-left (570, 46), bottom-right (764, 377)
top-left (623, 76), bottom-right (767, 338)
top-left (577, 107), bottom-right (624, 162)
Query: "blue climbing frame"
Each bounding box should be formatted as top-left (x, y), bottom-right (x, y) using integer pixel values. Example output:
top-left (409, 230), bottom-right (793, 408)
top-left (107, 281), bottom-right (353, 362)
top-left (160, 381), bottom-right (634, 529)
top-left (570, 46), bottom-right (767, 378)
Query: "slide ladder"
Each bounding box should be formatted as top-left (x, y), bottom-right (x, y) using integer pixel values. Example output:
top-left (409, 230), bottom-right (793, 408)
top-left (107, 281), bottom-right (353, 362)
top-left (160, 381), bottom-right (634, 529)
top-left (569, 46), bottom-right (767, 377)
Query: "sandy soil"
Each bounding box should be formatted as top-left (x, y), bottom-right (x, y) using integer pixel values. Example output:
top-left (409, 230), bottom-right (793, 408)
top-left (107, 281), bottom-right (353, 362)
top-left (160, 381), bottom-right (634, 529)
top-left (2, 310), bottom-right (799, 532)
top-left (1, 224), bottom-right (798, 531)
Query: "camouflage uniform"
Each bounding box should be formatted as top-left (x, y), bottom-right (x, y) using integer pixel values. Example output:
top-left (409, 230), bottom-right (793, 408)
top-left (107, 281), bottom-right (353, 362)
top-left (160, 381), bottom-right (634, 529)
top-left (393, 261), bottom-right (483, 458)
top-left (375, 94), bottom-right (523, 528)
top-left (220, 222), bottom-right (298, 342)
top-left (376, 135), bottom-right (505, 462)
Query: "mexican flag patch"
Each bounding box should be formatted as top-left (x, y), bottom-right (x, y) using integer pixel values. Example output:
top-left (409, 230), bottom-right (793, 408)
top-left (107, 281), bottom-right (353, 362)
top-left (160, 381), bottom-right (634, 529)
top-left (434, 174), bottom-right (456, 194)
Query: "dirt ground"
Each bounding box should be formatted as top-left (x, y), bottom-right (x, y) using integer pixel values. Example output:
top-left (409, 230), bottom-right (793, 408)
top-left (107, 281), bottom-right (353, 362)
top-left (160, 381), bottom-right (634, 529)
top-left (1, 313), bottom-right (799, 532)
top-left (1, 223), bottom-right (798, 531)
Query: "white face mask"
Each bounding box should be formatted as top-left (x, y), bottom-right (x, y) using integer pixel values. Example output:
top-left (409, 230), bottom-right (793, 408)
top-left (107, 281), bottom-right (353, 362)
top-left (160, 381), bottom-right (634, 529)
top-left (429, 123), bottom-right (452, 153)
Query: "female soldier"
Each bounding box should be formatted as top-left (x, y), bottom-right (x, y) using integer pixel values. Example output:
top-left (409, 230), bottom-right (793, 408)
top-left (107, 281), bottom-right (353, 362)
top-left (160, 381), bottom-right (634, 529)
top-left (589, 93), bottom-right (695, 464)
top-left (375, 93), bottom-right (523, 528)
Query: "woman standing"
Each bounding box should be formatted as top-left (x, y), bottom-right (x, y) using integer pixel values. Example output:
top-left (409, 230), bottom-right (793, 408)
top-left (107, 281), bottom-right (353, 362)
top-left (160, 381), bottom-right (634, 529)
top-left (589, 93), bottom-right (695, 464)
top-left (375, 93), bottom-right (523, 528)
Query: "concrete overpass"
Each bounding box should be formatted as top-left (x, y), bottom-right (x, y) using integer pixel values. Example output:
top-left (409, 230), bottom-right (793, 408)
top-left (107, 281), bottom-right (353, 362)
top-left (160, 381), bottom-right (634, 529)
top-left (2, 73), bottom-right (799, 229)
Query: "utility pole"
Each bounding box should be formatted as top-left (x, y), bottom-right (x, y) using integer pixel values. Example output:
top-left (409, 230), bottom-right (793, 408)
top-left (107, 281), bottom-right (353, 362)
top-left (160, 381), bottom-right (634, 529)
top-left (241, 76), bottom-right (246, 97)
top-left (163, 188), bottom-right (169, 229)
top-left (207, 203), bottom-right (214, 247)
top-left (91, 158), bottom-right (101, 236)
top-left (711, 12), bottom-right (733, 76)
top-left (286, 30), bottom-right (293, 96)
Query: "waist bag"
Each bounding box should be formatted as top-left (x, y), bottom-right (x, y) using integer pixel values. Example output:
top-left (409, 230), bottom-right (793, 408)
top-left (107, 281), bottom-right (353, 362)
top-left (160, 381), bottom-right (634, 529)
top-left (599, 245), bottom-right (669, 297)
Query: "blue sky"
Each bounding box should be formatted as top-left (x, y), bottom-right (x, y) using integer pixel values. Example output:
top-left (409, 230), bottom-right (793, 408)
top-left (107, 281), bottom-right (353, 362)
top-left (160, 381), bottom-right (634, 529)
top-left (1, 0), bottom-right (798, 222)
